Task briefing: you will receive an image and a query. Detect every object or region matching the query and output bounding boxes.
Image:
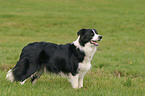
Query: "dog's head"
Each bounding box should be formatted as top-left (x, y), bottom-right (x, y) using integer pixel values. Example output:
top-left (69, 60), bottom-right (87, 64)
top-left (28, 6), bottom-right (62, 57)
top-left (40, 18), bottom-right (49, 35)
top-left (77, 28), bottom-right (102, 46)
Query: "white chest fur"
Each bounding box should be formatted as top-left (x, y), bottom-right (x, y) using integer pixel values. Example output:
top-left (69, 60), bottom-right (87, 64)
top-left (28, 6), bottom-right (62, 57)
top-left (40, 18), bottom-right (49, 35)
top-left (78, 45), bottom-right (96, 72)
top-left (73, 36), bottom-right (97, 71)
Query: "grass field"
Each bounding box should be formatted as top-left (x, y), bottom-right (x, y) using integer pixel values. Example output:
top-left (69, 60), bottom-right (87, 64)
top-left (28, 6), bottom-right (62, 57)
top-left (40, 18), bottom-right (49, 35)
top-left (0, 0), bottom-right (145, 95)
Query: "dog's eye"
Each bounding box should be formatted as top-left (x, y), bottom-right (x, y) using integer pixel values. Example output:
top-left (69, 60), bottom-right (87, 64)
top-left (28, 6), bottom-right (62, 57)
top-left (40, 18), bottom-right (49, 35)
top-left (91, 32), bottom-right (94, 35)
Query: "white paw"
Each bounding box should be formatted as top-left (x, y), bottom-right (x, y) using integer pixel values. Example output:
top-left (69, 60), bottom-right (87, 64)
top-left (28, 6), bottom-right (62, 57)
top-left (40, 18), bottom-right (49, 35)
top-left (78, 83), bottom-right (83, 88)
top-left (72, 84), bottom-right (78, 89)
top-left (20, 80), bottom-right (26, 85)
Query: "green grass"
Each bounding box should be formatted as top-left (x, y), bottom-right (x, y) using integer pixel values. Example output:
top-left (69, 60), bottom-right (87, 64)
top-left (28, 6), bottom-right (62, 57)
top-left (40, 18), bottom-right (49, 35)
top-left (0, 0), bottom-right (145, 95)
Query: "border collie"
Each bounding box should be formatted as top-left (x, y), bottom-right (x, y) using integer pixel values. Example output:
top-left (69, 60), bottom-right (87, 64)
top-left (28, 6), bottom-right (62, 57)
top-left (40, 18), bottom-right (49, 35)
top-left (6, 28), bottom-right (102, 89)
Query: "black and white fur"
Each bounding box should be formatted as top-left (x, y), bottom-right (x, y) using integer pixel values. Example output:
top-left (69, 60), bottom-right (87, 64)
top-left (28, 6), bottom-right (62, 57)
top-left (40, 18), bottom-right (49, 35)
top-left (6, 28), bottom-right (102, 89)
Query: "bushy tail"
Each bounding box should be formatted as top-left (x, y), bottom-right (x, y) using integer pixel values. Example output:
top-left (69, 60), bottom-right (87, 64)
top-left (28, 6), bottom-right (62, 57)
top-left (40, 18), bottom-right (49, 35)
top-left (6, 57), bottom-right (38, 82)
top-left (6, 50), bottom-right (45, 82)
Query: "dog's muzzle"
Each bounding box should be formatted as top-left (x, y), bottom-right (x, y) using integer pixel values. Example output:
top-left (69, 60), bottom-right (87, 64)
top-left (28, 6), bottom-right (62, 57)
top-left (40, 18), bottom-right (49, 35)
top-left (90, 35), bottom-right (103, 46)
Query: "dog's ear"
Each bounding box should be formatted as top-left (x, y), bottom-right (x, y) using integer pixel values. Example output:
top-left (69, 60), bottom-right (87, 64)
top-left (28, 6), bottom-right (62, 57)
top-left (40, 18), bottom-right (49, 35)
top-left (77, 28), bottom-right (86, 36)
top-left (92, 29), bottom-right (98, 34)
top-left (92, 29), bottom-right (97, 32)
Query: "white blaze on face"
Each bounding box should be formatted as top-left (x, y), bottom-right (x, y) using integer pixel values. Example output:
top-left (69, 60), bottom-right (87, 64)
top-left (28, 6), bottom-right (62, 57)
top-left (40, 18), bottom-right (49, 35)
top-left (91, 29), bottom-right (100, 41)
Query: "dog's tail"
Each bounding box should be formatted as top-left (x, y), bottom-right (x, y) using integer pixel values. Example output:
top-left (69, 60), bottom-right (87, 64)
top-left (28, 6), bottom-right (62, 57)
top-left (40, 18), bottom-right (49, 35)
top-left (6, 69), bottom-right (15, 82)
top-left (6, 57), bottom-right (38, 82)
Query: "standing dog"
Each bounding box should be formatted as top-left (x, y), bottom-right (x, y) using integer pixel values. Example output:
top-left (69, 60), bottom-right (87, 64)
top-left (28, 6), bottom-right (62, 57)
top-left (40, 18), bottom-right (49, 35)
top-left (6, 28), bottom-right (102, 89)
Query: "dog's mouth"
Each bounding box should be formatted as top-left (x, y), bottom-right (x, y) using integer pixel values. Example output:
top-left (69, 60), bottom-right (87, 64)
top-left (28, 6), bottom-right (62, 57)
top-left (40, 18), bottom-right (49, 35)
top-left (90, 40), bottom-right (100, 46)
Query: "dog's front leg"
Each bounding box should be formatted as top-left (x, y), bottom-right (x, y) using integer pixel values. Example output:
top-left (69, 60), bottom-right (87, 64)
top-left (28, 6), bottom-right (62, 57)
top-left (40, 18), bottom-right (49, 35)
top-left (69, 74), bottom-right (79, 89)
top-left (78, 71), bottom-right (86, 88)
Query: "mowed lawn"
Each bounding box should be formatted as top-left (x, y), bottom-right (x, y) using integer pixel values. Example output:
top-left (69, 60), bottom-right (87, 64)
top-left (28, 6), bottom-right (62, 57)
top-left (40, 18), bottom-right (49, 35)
top-left (0, 0), bottom-right (145, 95)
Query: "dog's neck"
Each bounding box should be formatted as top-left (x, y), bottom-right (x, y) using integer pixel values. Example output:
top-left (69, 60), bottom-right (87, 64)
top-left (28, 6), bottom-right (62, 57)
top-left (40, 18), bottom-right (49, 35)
top-left (73, 36), bottom-right (97, 59)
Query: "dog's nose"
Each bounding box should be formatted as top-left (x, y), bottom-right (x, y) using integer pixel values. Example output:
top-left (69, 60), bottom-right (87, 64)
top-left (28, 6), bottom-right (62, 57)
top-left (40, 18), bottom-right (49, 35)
top-left (98, 35), bottom-right (102, 40)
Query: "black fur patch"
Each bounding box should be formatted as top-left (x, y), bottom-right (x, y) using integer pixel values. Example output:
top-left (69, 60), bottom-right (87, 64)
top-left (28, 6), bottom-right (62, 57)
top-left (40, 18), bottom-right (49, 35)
top-left (12, 42), bottom-right (85, 81)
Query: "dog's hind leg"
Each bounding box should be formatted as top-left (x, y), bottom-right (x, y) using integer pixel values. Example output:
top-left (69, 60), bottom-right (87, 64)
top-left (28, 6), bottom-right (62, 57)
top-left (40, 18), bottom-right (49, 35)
top-left (20, 79), bottom-right (27, 85)
top-left (31, 67), bottom-right (44, 84)
top-left (20, 66), bottom-right (44, 85)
